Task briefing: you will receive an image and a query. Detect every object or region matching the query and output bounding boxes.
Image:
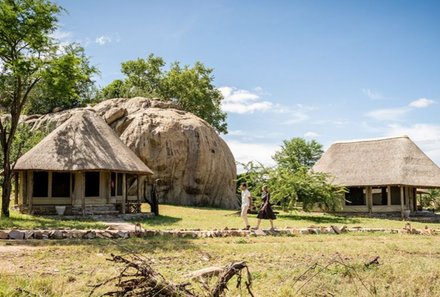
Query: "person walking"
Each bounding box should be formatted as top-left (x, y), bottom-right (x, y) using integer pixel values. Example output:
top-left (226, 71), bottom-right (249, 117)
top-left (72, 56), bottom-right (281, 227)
top-left (240, 182), bottom-right (251, 230)
top-left (254, 185), bottom-right (276, 230)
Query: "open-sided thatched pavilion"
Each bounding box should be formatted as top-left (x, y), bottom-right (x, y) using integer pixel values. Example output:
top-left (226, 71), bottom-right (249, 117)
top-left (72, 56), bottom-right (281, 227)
top-left (313, 136), bottom-right (440, 216)
top-left (13, 110), bottom-right (153, 215)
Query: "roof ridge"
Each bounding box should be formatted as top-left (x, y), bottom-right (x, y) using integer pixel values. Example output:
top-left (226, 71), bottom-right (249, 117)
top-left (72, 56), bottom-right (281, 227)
top-left (332, 135), bottom-right (410, 144)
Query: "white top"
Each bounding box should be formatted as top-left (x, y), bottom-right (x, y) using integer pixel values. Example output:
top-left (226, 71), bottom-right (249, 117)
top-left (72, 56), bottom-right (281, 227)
top-left (241, 189), bottom-right (251, 206)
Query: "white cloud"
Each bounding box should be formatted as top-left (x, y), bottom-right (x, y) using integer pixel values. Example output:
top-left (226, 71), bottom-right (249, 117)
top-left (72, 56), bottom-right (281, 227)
top-left (304, 131), bottom-right (319, 138)
top-left (362, 88), bottom-right (382, 100)
top-left (365, 107), bottom-right (409, 121)
top-left (409, 98), bottom-right (436, 108)
top-left (219, 86), bottom-right (273, 114)
top-left (50, 29), bottom-right (72, 40)
top-left (228, 130), bottom-right (246, 136)
top-left (284, 111), bottom-right (309, 124)
top-left (226, 140), bottom-right (279, 168)
top-left (95, 35), bottom-right (112, 45)
top-left (281, 104), bottom-right (316, 125)
top-left (365, 97), bottom-right (436, 122)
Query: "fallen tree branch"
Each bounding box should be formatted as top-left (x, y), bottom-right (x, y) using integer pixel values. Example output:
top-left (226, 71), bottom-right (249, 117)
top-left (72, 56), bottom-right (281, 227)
top-left (89, 254), bottom-right (254, 297)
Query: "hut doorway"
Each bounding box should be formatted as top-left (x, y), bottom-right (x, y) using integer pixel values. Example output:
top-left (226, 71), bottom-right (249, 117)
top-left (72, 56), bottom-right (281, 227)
top-left (85, 172), bottom-right (100, 197)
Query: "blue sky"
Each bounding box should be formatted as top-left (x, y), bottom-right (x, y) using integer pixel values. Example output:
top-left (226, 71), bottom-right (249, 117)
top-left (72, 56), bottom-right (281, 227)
top-left (54, 0), bottom-right (440, 166)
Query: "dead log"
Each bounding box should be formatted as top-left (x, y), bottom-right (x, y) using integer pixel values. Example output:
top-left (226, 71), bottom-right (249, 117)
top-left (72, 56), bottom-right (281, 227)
top-left (211, 261), bottom-right (254, 297)
top-left (90, 254), bottom-right (254, 297)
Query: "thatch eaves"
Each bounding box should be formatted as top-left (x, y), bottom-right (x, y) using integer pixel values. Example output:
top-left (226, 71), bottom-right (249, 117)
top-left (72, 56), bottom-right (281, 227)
top-left (313, 136), bottom-right (440, 188)
top-left (14, 109), bottom-right (153, 175)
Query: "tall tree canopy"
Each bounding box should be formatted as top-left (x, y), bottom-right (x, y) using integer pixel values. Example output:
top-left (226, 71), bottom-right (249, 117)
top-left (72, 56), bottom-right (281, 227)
top-left (272, 137), bottom-right (323, 171)
top-left (0, 0), bottom-right (61, 217)
top-left (26, 44), bottom-right (98, 114)
top-left (238, 138), bottom-right (344, 212)
top-left (100, 54), bottom-right (228, 134)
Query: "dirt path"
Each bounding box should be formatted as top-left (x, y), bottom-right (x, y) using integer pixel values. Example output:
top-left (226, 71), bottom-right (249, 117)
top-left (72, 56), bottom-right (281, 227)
top-left (96, 217), bottom-right (137, 231)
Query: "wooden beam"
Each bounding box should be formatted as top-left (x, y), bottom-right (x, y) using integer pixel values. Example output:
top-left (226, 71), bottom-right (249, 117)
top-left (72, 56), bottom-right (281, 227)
top-left (387, 186), bottom-right (391, 206)
top-left (14, 172), bottom-right (19, 206)
top-left (82, 172), bottom-right (86, 216)
top-left (122, 173), bottom-right (126, 214)
top-left (137, 175), bottom-right (141, 213)
top-left (27, 171), bottom-right (33, 214)
top-left (367, 187), bottom-right (372, 213)
top-left (400, 186), bottom-right (404, 219)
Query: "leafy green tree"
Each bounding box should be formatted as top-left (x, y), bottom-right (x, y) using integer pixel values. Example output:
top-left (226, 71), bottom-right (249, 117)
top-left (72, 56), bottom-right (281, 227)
top-left (273, 137), bottom-right (323, 171)
top-left (420, 189), bottom-right (440, 211)
top-left (99, 79), bottom-right (126, 99)
top-left (26, 44), bottom-right (98, 114)
top-left (99, 54), bottom-right (228, 134)
top-left (236, 161), bottom-right (270, 206)
top-left (238, 138), bottom-right (345, 212)
top-left (0, 0), bottom-right (61, 217)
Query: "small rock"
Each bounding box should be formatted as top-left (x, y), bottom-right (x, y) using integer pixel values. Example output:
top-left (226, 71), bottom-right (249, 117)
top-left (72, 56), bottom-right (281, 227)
top-left (24, 231), bottom-right (34, 239)
top-left (116, 231), bottom-right (128, 239)
top-left (50, 230), bottom-right (64, 239)
top-left (9, 230), bottom-right (25, 240)
top-left (34, 231), bottom-right (43, 239)
top-left (0, 230), bottom-right (9, 239)
top-left (83, 231), bottom-right (96, 239)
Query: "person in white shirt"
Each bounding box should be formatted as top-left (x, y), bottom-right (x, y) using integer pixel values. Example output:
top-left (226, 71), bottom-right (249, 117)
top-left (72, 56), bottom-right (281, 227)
top-left (240, 182), bottom-right (252, 230)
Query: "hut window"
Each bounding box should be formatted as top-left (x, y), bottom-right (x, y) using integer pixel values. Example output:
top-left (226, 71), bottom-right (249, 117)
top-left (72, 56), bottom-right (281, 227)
top-left (33, 172), bottom-right (48, 197)
top-left (111, 172), bottom-right (116, 196)
top-left (117, 173), bottom-right (123, 196)
top-left (110, 173), bottom-right (124, 196)
top-left (52, 172), bottom-right (71, 197)
top-left (345, 187), bottom-right (365, 205)
top-left (372, 187), bottom-right (387, 205)
top-left (390, 186), bottom-right (401, 205)
top-left (85, 172), bottom-right (100, 197)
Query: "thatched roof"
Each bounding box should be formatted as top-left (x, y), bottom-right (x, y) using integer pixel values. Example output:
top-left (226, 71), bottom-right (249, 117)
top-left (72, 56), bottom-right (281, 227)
top-left (313, 136), bottom-right (440, 188)
top-left (14, 110), bottom-right (153, 175)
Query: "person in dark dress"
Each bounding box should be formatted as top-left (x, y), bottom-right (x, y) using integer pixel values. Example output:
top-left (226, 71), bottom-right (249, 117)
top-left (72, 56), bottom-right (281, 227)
top-left (254, 185), bottom-right (276, 230)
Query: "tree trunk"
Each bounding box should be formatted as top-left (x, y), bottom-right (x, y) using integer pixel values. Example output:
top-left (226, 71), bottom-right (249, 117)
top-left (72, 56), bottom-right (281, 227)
top-left (1, 161), bottom-right (12, 218)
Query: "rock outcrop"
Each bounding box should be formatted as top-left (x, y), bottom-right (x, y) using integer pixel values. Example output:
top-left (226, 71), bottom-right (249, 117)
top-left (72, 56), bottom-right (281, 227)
top-left (22, 98), bottom-right (238, 209)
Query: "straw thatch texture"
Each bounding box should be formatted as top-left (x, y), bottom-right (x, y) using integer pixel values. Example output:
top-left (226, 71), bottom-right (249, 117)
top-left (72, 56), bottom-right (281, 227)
top-left (313, 136), bottom-right (440, 188)
top-left (14, 110), bottom-right (153, 174)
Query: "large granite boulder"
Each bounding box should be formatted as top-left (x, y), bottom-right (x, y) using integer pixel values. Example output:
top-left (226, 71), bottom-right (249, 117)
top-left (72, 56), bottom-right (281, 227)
top-left (22, 98), bottom-right (238, 209)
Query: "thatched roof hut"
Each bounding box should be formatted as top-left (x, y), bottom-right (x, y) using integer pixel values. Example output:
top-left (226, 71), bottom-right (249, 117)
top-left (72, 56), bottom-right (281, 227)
top-left (15, 109), bottom-right (153, 174)
top-left (313, 136), bottom-right (440, 215)
top-left (313, 136), bottom-right (440, 188)
top-left (14, 110), bottom-right (153, 215)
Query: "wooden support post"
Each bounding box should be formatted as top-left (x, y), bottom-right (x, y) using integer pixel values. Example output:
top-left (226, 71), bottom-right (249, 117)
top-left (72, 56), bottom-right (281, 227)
top-left (122, 173), bottom-right (126, 214)
top-left (14, 173), bottom-right (19, 206)
top-left (366, 187), bottom-right (372, 213)
top-left (108, 172), bottom-right (112, 204)
top-left (137, 175), bottom-right (141, 213)
top-left (387, 186), bottom-right (391, 206)
top-left (27, 171), bottom-right (33, 214)
top-left (400, 186), bottom-right (404, 219)
top-left (82, 172), bottom-right (86, 216)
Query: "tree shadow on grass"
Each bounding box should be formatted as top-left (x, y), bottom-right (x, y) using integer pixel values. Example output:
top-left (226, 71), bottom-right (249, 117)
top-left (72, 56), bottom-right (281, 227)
top-left (0, 215), bottom-right (104, 230)
top-left (130, 215), bottom-right (182, 227)
top-left (277, 214), bottom-right (361, 225)
top-left (2, 236), bottom-right (200, 253)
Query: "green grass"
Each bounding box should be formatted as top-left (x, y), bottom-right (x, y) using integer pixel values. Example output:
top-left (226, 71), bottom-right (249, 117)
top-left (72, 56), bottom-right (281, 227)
top-left (0, 235), bottom-right (440, 296)
top-left (0, 211), bottom-right (105, 230)
top-left (136, 204), bottom-right (440, 230)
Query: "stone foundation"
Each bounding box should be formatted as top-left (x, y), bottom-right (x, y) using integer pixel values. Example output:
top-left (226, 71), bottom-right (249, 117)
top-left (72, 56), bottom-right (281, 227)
top-left (0, 225), bottom-right (438, 240)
